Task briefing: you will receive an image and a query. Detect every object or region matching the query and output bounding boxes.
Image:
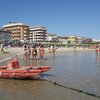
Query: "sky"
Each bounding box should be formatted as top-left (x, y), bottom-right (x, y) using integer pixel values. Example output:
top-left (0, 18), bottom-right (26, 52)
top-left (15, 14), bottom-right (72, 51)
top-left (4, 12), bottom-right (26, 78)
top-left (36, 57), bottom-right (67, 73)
top-left (0, 0), bottom-right (100, 39)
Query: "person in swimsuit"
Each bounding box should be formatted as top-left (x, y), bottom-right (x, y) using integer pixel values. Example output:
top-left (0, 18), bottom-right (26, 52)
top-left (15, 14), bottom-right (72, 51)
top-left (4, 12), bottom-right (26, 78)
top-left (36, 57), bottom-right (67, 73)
top-left (23, 44), bottom-right (28, 59)
top-left (32, 45), bottom-right (37, 60)
top-left (27, 46), bottom-right (31, 59)
top-left (39, 45), bottom-right (45, 60)
top-left (48, 45), bottom-right (52, 55)
top-left (95, 45), bottom-right (99, 55)
top-left (51, 44), bottom-right (56, 56)
top-left (1, 42), bottom-right (5, 54)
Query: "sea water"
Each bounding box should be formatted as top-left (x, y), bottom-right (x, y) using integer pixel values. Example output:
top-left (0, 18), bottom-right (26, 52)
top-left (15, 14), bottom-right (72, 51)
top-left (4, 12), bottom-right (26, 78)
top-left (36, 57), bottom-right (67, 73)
top-left (0, 51), bottom-right (100, 100)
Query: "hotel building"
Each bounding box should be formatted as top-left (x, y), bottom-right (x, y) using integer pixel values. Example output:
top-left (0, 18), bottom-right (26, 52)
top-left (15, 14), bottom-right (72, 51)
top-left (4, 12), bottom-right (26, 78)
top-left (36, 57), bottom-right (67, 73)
top-left (29, 26), bottom-right (48, 42)
top-left (3, 22), bottom-right (29, 41)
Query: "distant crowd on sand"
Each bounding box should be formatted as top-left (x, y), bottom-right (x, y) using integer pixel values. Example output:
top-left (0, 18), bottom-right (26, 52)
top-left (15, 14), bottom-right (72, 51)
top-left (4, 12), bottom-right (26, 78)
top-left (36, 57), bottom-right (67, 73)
top-left (23, 44), bottom-right (56, 60)
top-left (0, 41), bottom-right (100, 56)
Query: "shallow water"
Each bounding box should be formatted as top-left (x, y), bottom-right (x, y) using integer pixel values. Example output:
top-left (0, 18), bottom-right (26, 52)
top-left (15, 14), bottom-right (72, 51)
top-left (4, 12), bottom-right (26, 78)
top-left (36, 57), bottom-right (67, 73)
top-left (0, 51), bottom-right (100, 100)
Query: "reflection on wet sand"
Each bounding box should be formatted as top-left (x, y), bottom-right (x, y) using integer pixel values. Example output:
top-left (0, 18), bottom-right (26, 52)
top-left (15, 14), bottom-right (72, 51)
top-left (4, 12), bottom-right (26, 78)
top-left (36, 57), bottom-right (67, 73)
top-left (39, 60), bottom-right (44, 66)
top-left (32, 60), bottom-right (37, 66)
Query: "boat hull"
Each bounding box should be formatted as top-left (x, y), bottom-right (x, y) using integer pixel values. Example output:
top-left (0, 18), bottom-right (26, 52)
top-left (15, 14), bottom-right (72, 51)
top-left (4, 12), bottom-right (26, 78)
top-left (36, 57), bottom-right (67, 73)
top-left (0, 56), bottom-right (51, 79)
top-left (0, 66), bottom-right (51, 79)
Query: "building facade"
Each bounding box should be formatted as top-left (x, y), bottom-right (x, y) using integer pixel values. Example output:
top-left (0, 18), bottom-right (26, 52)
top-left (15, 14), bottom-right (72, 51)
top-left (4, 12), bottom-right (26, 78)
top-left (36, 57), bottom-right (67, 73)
top-left (67, 36), bottom-right (78, 44)
top-left (3, 22), bottom-right (29, 41)
top-left (57, 36), bottom-right (68, 44)
top-left (29, 26), bottom-right (48, 42)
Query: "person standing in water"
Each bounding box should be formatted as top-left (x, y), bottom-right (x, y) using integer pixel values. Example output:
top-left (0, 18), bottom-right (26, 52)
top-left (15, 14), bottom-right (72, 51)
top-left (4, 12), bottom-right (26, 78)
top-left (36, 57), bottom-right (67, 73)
top-left (27, 46), bottom-right (31, 59)
top-left (39, 45), bottom-right (45, 60)
top-left (23, 44), bottom-right (28, 59)
top-left (95, 45), bottom-right (99, 55)
top-left (51, 44), bottom-right (56, 56)
top-left (32, 45), bottom-right (37, 60)
top-left (0, 42), bottom-right (5, 54)
top-left (48, 45), bottom-right (52, 55)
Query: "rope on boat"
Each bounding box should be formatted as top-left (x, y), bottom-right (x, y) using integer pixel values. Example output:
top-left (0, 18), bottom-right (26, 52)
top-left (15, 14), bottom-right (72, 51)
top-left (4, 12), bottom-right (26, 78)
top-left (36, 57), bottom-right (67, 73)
top-left (41, 78), bottom-right (100, 99)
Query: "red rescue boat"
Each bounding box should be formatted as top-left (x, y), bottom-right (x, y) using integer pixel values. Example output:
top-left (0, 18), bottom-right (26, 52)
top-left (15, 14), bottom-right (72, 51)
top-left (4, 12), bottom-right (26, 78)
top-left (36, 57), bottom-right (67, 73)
top-left (0, 56), bottom-right (51, 79)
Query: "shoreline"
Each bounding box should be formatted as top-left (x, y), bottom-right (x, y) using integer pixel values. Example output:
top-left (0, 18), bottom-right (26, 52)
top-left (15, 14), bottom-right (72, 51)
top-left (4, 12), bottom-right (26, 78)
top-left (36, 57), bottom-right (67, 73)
top-left (0, 47), bottom-right (95, 60)
top-left (4, 47), bottom-right (95, 52)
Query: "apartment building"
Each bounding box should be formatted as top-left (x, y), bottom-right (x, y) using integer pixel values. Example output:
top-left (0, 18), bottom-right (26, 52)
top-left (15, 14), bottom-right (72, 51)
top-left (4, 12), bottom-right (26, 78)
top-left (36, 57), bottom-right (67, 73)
top-left (3, 22), bottom-right (29, 41)
top-left (29, 26), bottom-right (48, 42)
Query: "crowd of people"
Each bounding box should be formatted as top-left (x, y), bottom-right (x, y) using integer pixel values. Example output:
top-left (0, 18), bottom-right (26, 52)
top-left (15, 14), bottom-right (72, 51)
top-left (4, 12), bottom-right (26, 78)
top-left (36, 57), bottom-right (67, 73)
top-left (23, 44), bottom-right (43, 60)
top-left (23, 44), bottom-right (56, 60)
top-left (48, 44), bottom-right (56, 56)
top-left (0, 41), bottom-right (57, 57)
